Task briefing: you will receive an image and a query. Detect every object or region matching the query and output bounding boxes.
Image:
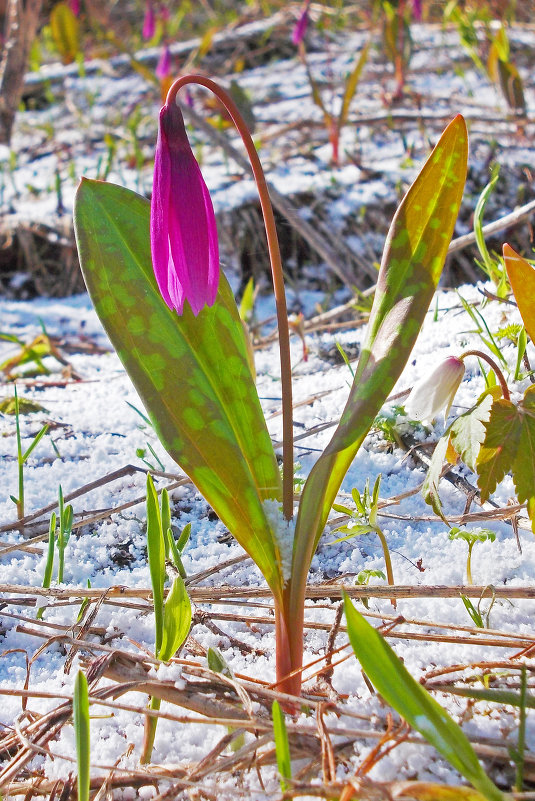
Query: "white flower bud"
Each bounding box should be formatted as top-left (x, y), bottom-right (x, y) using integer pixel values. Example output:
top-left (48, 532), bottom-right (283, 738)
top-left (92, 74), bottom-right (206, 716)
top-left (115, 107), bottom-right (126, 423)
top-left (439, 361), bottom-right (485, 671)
top-left (404, 356), bottom-right (465, 422)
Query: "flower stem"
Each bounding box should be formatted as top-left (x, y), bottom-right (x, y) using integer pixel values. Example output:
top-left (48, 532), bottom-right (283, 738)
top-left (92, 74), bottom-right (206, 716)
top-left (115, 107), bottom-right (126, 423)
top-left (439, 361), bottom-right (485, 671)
top-left (166, 75), bottom-right (294, 521)
top-left (374, 525), bottom-right (396, 608)
top-left (460, 349), bottom-right (511, 401)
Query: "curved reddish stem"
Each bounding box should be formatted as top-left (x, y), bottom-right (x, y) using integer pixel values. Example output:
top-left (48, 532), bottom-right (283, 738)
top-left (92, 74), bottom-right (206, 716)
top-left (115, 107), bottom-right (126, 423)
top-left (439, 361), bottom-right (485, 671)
top-left (166, 75), bottom-right (294, 522)
top-left (460, 349), bottom-right (511, 401)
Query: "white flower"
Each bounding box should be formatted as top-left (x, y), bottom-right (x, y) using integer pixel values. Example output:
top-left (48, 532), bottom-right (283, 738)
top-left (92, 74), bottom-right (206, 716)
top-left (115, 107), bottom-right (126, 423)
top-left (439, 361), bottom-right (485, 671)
top-left (404, 356), bottom-right (465, 422)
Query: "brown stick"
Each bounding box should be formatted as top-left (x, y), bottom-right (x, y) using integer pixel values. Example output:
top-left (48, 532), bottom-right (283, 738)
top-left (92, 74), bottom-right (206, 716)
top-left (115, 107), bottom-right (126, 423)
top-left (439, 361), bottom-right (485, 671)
top-left (0, 0), bottom-right (43, 144)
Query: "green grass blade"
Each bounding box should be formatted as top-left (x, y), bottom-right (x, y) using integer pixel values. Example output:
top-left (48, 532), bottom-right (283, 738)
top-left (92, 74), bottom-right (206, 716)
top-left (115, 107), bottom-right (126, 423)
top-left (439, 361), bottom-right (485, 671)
top-left (146, 473), bottom-right (165, 658)
top-left (74, 179), bottom-right (283, 600)
top-left (272, 700), bottom-right (292, 792)
top-left (73, 670), bottom-right (90, 801)
top-left (37, 512), bottom-right (56, 620)
top-left (343, 595), bottom-right (506, 801)
top-left (21, 423), bottom-right (49, 463)
top-left (161, 488), bottom-right (171, 560)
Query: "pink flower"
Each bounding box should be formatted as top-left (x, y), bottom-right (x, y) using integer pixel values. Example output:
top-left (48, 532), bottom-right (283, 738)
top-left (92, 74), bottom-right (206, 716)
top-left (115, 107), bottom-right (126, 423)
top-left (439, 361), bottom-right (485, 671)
top-left (70, 0), bottom-right (80, 16)
top-left (292, 0), bottom-right (311, 46)
top-left (155, 44), bottom-right (171, 80)
top-left (150, 101), bottom-right (219, 316)
top-left (142, 0), bottom-right (155, 39)
top-left (404, 356), bottom-right (465, 422)
top-left (412, 0), bottom-right (422, 21)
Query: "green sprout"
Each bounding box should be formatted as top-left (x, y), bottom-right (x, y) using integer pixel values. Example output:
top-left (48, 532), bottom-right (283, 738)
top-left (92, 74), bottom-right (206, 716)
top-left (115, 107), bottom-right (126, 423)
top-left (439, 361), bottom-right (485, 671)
top-left (73, 670), bottom-right (90, 801)
top-left (9, 387), bottom-right (49, 523)
top-left (448, 527), bottom-right (496, 585)
top-left (331, 475), bottom-right (396, 601)
top-left (355, 568), bottom-right (387, 610)
top-left (272, 700), bottom-right (292, 792)
top-left (141, 473), bottom-right (192, 764)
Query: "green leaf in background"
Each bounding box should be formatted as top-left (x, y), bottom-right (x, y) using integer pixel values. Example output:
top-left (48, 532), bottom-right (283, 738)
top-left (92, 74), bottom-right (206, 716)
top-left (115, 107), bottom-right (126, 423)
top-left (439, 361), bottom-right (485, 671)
top-left (343, 595), bottom-right (506, 801)
top-left (160, 574), bottom-right (191, 662)
top-left (392, 782), bottom-right (499, 800)
top-left (73, 670), bottom-right (90, 801)
top-left (272, 700), bottom-right (292, 792)
top-left (475, 387), bottom-right (535, 532)
top-left (50, 2), bottom-right (79, 64)
top-left (503, 244), bottom-right (535, 344)
top-left (291, 115), bottom-right (468, 615)
top-left (74, 179), bottom-right (284, 600)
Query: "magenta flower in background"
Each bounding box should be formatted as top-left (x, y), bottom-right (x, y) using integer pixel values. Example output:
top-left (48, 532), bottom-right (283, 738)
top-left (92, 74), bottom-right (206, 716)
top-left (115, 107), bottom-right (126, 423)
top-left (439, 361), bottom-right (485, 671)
top-left (70, 0), bottom-right (80, 16)
top-left (292, 0), bottom-right (311, 46)
top-left (155, 44), bottom-right (171, 80)
top-left (412, 0), bottom-right (423, 21)
top-left (142, 0), bottom-right (155, 39)
top-left (150, 102), bottom-right (219, 316)
top-left (404, 356), bottom-right (465, 422)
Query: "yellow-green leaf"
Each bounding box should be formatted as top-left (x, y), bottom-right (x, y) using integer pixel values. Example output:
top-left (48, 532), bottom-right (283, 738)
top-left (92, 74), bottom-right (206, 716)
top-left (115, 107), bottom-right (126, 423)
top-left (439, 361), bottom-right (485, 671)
top-left (50, 2), bottom-right (79, 64)
top-left (160, 574), bottom-right (191, 661)
top-left (503, 244), bottom-right (535, 343)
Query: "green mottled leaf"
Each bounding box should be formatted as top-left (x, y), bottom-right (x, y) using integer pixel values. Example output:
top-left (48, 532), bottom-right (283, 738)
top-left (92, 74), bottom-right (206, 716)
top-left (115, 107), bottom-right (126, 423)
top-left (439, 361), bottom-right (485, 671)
top-left (160, 574), bottom-right (191, 661)
top-left (343, 595), bottom-right (506, 801)
top-left (450, 390), bottom-right (496, 472)
top-left (0, 397), bottom-right (47, 415)
top-left (503, 244), bottom-right (535, 344)
top-left (512, 386), bottom-right (535, 532)
top-left (291, 117), bottom-right (468, 628)
top-left (422, 434), bottom-right (451, 522)
top-left (74, 179), bottom-right (284, 600)
top-left (392, 782), bottom-right (500, 801)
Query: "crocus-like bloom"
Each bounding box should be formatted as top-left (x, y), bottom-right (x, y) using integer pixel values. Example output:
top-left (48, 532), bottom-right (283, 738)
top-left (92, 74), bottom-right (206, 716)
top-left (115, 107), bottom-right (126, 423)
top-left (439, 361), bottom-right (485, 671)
top-left (292, 0), bottom-right (311, 46)
top-left (404, 356), bottom-right (465, 422)
top-left (70, 0), bottom-right (80, 16)
top-left (142, 0), bottom-right (155, 39)
top-left (412, 0), bottom-right (423, 21)
top-left (150, 101), bottom-right (219, 316)
top-left (155, 44), bottom-right (171, 80)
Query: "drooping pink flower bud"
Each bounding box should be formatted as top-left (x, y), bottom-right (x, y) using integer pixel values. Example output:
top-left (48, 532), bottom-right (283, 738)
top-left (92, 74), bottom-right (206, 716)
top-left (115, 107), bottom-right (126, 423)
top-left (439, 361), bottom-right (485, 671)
top-left (150, 101), bottom-right (219, 316)
top-left (142, 0), bottom-right (155, 39)
top-left (292, 0), bottom-right (311, 46)
top-left (70, 0), bottom-right (80, 16)
top-left (404, 356), bottom-right (465, 422)
top-left (155, 44), bottom-right (171, 80)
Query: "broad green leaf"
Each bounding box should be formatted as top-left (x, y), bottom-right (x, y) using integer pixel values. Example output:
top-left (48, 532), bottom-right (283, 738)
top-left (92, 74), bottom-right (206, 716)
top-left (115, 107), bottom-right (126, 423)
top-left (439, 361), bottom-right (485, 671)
top-left (74, 179), bottom-right (284, 599)
top-left (272, 701), bottom-right (292, 792)
top-left (50, 2), bottom-right (79, 64)
top-left (73, 670), bottom-right (90, 801)
top-left (503, 244), bottom-right (535, 344)
top-left (291, 116), bottom-right (468, 625)
top-left (207, 647), bottom-right (233, 678)
top-left (422, 434), bottom-right (451, 522)
top-left (477, 385), bottom-right (535, 533)
top-left (159, 574), bottom-right (191, 661)
top-left (343, 595), bottom-right (506, 801)
top-left (450, 390), bottom-right (496, 471)
top-left (146, 474), bottom-right (165, 657)
top-left (476, 399), bottom-right (521, 502)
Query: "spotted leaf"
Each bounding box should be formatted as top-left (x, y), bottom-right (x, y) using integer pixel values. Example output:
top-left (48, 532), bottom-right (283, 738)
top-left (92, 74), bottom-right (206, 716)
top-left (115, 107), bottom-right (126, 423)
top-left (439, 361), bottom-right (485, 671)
top-left (74, 179), bottom-right (284, 599)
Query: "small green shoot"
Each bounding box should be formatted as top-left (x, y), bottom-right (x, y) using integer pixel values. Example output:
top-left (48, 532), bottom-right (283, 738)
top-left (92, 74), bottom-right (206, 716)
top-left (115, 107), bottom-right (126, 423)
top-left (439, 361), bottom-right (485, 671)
top-left (473, 164), bottom-right (508, 296)
top-left (457, 292), bottom-right (507, 368)
top-left (511, 666), bottom-right (528, 792)
top-left (73, 670), bottom-right (90, 801)
top-left (57, 485), bottom-right (74, 584)
top-left (272, 700), bottom-right (292, 792)
top-left (142, 473), bottom-right (192, 763)
top-left (355, 568), bottom-right (386, 610)
top-left (207, 648), bottom-right (245, 751)
top-left (10, 387), bottom-right (49, 522)
top-left (448, 527), bottom-right (496, 585)
top-left (77, 580), bottom-right (92, 623)
top-left (331, 476), bottom-right (395, 603)
top-left (335, 341), bottom-right (355, 380)
top-left (166, 521), bottom-right (191, 579)
top-left (37, 511), bottom-right (56, 620)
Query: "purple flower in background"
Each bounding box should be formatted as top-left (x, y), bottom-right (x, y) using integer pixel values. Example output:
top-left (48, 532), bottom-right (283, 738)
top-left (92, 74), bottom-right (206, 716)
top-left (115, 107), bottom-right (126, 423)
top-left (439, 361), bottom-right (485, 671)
top-left (155, 44), bottom-right (171, 80)
top-left (412, 0), bottom-right (423, 21)
top-left (292, 0), bottom-right (311, 46)
top-left (70, 0), bottom-right (80, 16)
top-left (151, 102), bottom-right (219, 316)
top-left (143, 0), bottom-right (155, 39)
